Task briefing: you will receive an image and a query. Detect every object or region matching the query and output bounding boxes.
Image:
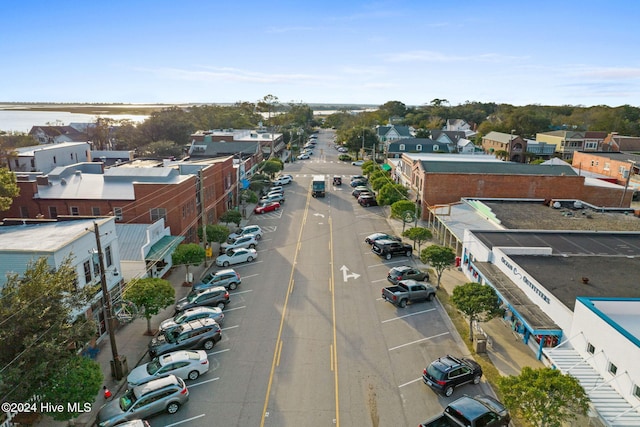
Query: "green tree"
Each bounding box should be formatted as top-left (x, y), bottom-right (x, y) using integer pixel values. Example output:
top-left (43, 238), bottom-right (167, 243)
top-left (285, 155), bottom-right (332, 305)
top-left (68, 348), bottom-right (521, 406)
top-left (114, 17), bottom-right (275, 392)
top-left (420, 245), bottom-right (456, 289)
top-left (138, 139), bottom-right (183, 158)
top-left (390, 199), bottom-right (417, 220)
top-left (377, 183), bottom-right (409, 206)
top-left (39, 355), bottom-right (103, 422)
top-left (200, 224), bottom-right (230, 244)
top-left (124, 277), bottom-right (176, 335)
top-left (451, 282), bottom-right (501, 341)
top-left (220, 209), bottom-right (242, 227)
top-left (0, 167), bottom-right (19, 211)
top-left (260, 158), bottom-right (284, 177)
top-left (402, 227), bottom-right (432, 252)
top-left (498, 367), bottom-right (590, 427)
top-left (172, 243), bottom-right (205, 282)
top-left (0, 257), bottom-right (96, 403)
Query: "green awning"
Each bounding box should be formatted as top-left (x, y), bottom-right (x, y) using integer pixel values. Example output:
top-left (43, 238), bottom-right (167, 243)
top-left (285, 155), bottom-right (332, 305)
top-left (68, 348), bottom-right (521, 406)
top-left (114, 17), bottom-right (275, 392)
top-left (146, 235), bottom-right (185, 261)
top-left (381, 163), bottom-right (392, 171)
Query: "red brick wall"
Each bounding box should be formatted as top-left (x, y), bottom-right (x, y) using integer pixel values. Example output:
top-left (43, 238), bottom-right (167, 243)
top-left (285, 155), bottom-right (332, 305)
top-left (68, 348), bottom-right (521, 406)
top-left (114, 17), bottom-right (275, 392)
top-left (421, 173), bottom-right (630, 210)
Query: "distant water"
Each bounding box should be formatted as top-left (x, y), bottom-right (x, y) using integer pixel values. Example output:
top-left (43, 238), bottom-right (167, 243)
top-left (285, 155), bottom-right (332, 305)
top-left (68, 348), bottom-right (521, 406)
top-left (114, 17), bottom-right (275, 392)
top-left (0, 110), bottom-right (148, 133)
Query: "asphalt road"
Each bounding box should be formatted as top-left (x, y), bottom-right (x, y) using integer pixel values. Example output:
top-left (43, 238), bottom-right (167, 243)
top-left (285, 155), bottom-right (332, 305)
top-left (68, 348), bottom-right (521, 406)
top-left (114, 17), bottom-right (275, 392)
top-left (150, 130), bottom-right (484, 427)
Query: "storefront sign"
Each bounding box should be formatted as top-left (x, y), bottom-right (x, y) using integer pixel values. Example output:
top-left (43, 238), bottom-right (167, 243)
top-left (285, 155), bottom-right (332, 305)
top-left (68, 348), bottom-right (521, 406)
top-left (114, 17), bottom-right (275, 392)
top-left (501, 257), bottom-right (550, 304)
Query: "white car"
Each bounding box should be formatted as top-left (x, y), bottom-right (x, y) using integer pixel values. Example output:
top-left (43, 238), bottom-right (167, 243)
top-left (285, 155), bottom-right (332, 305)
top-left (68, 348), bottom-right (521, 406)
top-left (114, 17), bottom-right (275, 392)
top-left (220, 234), bottom-right (258, 252)
top-left (215, 247), bottom-right (258, 267)
top-left (297, 153), bottom-right (310, 160)
top-left (274, 175), bottom-right (292, 185)
top-left (159, 306), bottom-right (225, 333)
top-left (268, 186), bottom-right (284, 193)
top-left (127, 350), bottom-right (209, 386)
top-left (228, 225), bottom-right (263, 242)
top-left (260, 193), bottom-right (285, 204)
top-left (352, 160), bottom-right (364, 166)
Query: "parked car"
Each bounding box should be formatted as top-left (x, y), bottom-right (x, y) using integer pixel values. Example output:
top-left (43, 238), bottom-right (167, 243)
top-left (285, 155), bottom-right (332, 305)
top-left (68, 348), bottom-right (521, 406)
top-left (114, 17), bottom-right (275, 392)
top-left (422, 355), bottom-right (483, 397)
top-left (96, 375), bottom-right (189, 427)
top-left (350, 179), bottom-right (368, 188)
top-left (174, 286), bottom-right (229, 313)
top-left (382, 279), bottom-right (436, 308)
top-left (358, 194), bottom-right (378, 207)
top-left (220, 233), bottom-right (258, 253)
top-left (387, 265), bottom-right (429, 284)
top-left (159, 307), bottom-right (224, 334)
top-left (352, 160), bottom-right (364, 166)
top-left (364, 232), bottom-right (402, 245)
top-left (352, 186), bottom-right (371, 198)
top-left (127, 350), bottom-right (209, 386)
top-left (194, 268), bottom-right (241, 291)
top-left (297, 153), bottom-right (310, 160)
top-left (371, 239), bottom-right (413, 260)
top-left (420, 395), bottom-right (510, 427)
top-left (254, 201), bottom-right (281, 214)
top-left (337, 146), bottom-right (348, 153)
top-left (215, 247), bottom-right (258, 267)
top-left (338, 154), bottom-right (353, 161)
top-left (268, 185), bottom-right (284, 193)
top-left (273, 175), bottom-right (292, 185)
top-left (148, 318), bottom-right (222, 358)
top-left (260, 193), bottom-right (285, 205)
top-left (351, 175), bottom-right (367, 182)
top-left (228, 225), bottom-right (263, 242)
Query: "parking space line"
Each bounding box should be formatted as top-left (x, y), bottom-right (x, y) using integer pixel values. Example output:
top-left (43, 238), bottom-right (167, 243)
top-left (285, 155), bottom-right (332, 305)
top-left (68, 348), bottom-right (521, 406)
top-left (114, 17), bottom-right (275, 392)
top-left (367, 260), bottom-right (406, 268)
top-left (389, 332), bottom-right (450, 351)
top-left (398, 377), bottom-right (423, 388)
top-left (231, 289), bottom-right (253, 295)
top-left (221, 325), bottom-right (239, 331)
top-left (165, 414), bottom-right (206, 426)
top-left (381, 308), bottom-right (436, 323)
top-left (232, 260), bottom-right (264, 268)
top-left (189, 377), bottom-right (220, 388)
top-left (224, 305), bottom-right (246, 312)
top-left (208, 348), bottom-right (230, 356)
top-left (242, 274), bottom-right (259, 279)
top-left (371, 278), bottom-right (387, 283)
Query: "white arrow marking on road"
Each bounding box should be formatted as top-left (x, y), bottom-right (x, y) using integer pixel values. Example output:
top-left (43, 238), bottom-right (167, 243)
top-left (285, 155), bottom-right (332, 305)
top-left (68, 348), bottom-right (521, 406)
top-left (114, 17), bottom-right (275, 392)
top-left (314, 213), bottom-right (325, 218)
top-left (340, 265), bottom-right (361, 282)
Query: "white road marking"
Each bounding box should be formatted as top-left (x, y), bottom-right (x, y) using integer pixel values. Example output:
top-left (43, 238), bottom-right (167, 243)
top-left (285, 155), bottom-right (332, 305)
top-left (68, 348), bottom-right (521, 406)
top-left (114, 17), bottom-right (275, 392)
top-left (165, 414), bottom-right (207, 426)
top-left (398, 377), bottom-right (423, 388)
top-left (388, 332), bottom-right (450, 351)
top-left (381, 308), bottom-right (436, 323)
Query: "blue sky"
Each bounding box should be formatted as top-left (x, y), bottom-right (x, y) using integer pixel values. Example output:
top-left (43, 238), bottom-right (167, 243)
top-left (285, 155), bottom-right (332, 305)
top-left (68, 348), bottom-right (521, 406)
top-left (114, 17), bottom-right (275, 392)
top-left (2, 0), bottom-right (640, 107)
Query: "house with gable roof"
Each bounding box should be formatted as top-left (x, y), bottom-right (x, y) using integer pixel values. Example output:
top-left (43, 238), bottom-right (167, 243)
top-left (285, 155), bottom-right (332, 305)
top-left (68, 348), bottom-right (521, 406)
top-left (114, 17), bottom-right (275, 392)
top-left (29, 125), bottom-right (89, 144)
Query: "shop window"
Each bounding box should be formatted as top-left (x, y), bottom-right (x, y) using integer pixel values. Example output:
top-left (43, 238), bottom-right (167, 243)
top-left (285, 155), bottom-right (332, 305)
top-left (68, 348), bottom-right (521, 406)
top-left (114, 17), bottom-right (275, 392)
top-left (586, 343), bottom-right (595, 354)
top-left (608, 362), bottom-right (618, 376)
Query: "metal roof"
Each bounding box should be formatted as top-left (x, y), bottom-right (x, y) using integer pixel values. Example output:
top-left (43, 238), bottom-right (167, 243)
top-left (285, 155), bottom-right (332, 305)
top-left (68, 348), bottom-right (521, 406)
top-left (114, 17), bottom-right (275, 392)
top-left (421, 160), bottom-right (578, 176)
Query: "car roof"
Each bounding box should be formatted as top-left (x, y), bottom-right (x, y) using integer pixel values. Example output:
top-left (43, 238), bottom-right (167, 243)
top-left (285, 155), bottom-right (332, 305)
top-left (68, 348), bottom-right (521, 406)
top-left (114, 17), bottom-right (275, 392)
top-left (391, 265), bottom-right (412, 272)
top-left (376, 239), bottom-right (399, 244)
top-left (447, 396), bottom-right (498, 421)
top-left (214, 268), bottom-right (236, 275)
top-left (198, 286), bottom-right (226, 294)
top-left (181, 306), bottom-right (219, 315)
top-left (133, 374), bottom-right (181, 397)
top-left (158, 350), bottom-right (200, 364)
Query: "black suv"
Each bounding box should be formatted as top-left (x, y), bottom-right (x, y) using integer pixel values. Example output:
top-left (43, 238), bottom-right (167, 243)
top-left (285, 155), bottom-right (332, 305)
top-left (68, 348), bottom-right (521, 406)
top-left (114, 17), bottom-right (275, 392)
top-left (371, 239), bottom-right (413, 260)
top-left (422, 355), bottom-right (483, 397)
top-left (149, 318), bottom-right (222, 358)
top-left (175, 286), bottom-right (229, 314)
top-left (387, 265), bottom-right (429, 284)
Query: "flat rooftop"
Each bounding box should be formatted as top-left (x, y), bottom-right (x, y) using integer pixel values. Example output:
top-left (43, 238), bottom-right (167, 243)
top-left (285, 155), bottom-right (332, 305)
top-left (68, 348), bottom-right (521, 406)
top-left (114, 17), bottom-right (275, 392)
top-left (472, 230), bottom-right (640, 310)
top-left (482, 200), bottom-right (640, 232)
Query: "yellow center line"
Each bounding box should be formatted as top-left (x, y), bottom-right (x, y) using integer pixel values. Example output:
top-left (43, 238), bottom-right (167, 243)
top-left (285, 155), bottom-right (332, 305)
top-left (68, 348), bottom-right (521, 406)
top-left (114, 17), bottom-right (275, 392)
top-left (329, 216), bottom-right (340, 427)
top-left (260, 180), bottom-right (312, 427)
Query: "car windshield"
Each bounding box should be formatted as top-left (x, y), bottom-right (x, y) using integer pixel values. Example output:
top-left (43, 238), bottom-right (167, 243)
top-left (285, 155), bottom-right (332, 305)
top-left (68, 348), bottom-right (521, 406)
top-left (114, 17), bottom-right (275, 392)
top-left (146, 358), bottom-right (162, 375)
top-left (427, 364), bottom-right (445, 380)
top-left (119, 390), bottom-right (136, 411)
top-left (187, 293), bottom-right (200, 303)
top-left (174, 312), bottom-right (188, 323)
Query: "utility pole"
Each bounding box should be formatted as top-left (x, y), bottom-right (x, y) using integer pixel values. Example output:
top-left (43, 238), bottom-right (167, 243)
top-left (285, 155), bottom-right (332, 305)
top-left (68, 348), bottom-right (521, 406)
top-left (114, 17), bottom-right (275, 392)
top-left (93, 222), bottom-right (125, 380)
top-left (199, 168), bottom-right (208, 267)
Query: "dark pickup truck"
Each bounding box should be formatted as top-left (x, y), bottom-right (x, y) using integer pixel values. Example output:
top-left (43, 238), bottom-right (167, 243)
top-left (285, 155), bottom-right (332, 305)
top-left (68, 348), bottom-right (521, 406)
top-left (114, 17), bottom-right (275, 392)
top-left (371, 239), bottom-right (413, 260)
top-left (382, 279), bottom-right (436, 308)
top-left (419, 394), bottom-right (510, 427)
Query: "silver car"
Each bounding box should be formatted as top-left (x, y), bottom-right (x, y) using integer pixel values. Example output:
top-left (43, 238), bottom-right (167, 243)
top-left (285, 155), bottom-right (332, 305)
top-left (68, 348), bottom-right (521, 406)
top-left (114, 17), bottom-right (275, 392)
top-left (127, 350), bottom-right (209, 386)
top-left (96, 375), bottom-right (189, 427)
top-left (159, 306), bottom-right (225, 334)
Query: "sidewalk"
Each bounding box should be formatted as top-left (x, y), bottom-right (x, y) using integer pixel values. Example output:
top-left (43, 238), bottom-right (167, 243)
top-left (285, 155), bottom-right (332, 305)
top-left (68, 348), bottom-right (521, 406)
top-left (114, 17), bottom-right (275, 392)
top-left (385, 216), bottom-right (544, 378)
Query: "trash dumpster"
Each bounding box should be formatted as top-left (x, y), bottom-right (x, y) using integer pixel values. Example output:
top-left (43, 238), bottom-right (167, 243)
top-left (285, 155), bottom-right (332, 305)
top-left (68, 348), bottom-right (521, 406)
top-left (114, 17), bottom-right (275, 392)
top-left (474, 336), bottom-right (487, 353)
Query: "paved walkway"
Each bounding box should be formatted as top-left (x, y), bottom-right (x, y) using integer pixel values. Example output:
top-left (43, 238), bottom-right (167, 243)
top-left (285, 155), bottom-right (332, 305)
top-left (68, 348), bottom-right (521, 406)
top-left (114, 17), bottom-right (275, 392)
top-left (39, 201), bottom-right (543, 426)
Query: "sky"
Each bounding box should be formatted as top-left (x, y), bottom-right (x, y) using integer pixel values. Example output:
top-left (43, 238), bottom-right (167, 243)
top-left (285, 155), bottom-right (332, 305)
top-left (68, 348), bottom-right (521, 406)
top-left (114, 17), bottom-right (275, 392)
top-left (2, 0), bottom-right (640, 108)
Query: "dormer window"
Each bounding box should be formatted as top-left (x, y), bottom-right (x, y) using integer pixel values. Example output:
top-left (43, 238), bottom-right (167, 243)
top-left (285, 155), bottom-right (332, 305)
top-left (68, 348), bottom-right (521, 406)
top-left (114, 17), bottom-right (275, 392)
top-left (416, 144), bottom-right (422, 151)
top-left (399, 144), bottom-right (405, 151)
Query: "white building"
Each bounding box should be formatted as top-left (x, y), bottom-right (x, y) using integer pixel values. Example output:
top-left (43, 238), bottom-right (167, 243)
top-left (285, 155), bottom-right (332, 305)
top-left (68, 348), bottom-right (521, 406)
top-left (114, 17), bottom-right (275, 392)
top-left (0, 216), bottom-right (123, 339)
top-left (9, 142), bottom-right (90, 174)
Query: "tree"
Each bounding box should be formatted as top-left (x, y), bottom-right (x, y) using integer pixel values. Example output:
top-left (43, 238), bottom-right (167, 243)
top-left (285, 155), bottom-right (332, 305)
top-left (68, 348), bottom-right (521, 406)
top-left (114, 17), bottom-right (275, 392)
top-left (39, 356), bottom-right (103, 422)
top-left (138, 139), bottom-right (183, 158)
top-left (200, 224), bottom-right (231, 244)
top-left (391, 200), bottom-right (417, 220)
top-left (0, 167), bottom-right (19, 211)
top-left (451, 282), bottom-right (501, 341)
top-left (377, 183), bottom-right (409, 206)
top-left (420, 245), bottom-right (456, 289)
top-left (124, 278), bottom-right (175, 335)
top-left (172, 243), bottom-right (205, 282)
top-left (260, 158), bottom-right (284, 177)
top-left (498, 367), bottom-right (590, 427)
top-left (402, 227), bottom-right (432, 252)
top-left (0, 257), bottom-right (96, 404)
top-left (220, 209), bottom-right (242, 227)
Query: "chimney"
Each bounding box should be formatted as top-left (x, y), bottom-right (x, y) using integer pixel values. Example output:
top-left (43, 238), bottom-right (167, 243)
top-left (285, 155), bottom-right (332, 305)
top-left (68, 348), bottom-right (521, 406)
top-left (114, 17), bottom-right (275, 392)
top-left (36, 175), bottom-right (49, 186)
